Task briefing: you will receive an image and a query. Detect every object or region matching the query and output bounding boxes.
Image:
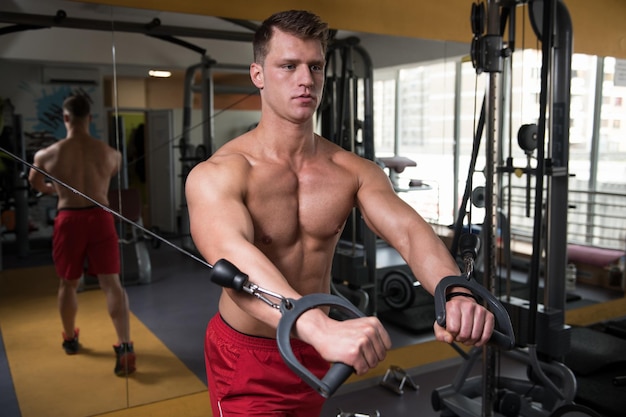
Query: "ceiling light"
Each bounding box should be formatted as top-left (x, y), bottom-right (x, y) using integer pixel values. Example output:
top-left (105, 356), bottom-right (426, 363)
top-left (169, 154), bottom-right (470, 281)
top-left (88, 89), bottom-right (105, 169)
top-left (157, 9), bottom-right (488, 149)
top-left (148, 70), bottom-right (172, 78)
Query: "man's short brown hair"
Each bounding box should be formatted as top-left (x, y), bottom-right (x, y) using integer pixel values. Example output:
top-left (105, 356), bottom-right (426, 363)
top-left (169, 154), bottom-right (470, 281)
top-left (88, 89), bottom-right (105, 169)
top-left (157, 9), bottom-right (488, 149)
top-left (63, 94), bottom-right (91, 119)
top-left (253, 10), bottom-right (329, 65)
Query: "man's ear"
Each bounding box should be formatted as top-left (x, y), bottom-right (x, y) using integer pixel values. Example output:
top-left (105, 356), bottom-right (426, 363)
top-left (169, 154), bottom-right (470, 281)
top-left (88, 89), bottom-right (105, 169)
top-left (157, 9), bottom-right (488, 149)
top-left (250, 63), bottom-right (264, 89)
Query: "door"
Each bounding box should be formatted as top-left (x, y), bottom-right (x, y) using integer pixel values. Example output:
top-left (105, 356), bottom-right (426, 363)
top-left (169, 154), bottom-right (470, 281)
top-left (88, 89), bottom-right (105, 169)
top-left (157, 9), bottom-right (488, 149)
top-left (146, 109), bottom-right (176, 233)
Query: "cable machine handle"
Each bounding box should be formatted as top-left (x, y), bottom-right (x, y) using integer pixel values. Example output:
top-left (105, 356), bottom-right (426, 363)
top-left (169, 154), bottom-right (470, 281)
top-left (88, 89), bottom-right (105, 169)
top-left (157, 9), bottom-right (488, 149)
top-left (277, 293), bottom-right (365, 398)
top-left (208, 259), bottom-right (364, 398)
top-left (434, 274), bottom-right (516, 350)
top-left (209, 258), bottom-right (249, 291)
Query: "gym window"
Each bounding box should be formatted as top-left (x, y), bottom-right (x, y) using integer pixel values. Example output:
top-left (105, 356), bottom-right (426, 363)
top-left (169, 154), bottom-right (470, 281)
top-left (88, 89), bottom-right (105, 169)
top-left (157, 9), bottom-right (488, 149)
top-left (372, 51), bottom-right (626, 251)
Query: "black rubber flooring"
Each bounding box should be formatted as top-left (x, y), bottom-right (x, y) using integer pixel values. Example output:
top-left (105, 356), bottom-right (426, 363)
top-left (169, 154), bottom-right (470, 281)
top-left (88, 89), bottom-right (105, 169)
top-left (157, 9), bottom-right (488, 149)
top-left (565, 322), bottom-right (626, 417)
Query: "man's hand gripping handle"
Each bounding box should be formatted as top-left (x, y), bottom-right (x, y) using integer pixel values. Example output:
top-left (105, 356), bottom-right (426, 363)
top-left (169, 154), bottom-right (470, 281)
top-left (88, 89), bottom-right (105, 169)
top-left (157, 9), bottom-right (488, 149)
top-left (208, 259), bottom-right (363, 398)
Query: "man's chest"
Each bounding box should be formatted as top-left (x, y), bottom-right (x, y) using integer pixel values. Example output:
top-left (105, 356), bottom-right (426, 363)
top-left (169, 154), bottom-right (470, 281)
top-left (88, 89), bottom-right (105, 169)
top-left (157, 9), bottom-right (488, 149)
top-left (245, 165), bottom-right (356, 241)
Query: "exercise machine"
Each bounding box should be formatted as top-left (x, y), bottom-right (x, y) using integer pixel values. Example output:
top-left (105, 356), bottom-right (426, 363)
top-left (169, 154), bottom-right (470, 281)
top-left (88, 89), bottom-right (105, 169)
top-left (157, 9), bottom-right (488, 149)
top-left (321, 36), bottom-right (437, 333)
top-left (433, 1), bottom-right (600, 416)
top-left (108, 188), bottom-right (152, 285)
top-left (0, 99), bottom-right (29, 263)
top-left (80, 188), bottom-right (152, 289)
top-left (177, 56), bottom-right (256, 252)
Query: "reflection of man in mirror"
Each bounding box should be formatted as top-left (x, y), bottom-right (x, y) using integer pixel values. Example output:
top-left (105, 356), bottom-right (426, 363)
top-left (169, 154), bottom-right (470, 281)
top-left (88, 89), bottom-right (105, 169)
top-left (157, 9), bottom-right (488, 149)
top-left (27, 93), bottom-right (136, 376)
top-left (186, 9), bottom-right (493, 416)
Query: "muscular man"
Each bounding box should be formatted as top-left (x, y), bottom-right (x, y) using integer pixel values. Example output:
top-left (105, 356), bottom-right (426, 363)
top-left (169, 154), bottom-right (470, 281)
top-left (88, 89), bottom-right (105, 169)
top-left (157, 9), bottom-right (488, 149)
top-left (186, 10), bottom-right (493, 416)
top-left (28, 94), bottom-right (136, 376)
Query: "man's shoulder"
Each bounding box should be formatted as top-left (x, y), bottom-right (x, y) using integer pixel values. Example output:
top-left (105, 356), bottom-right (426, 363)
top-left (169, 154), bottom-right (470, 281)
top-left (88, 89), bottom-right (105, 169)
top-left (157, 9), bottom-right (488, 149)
top-left (83, 136), bottom-right (119, 154)
top-left (322, 139), bottom-right (373, 166)
top-left (34, 139), bottom-right (63, 160)
top-left (211, 134), bottom-right (253, 161)
top-left (191, 143), bottom-right (250, 179)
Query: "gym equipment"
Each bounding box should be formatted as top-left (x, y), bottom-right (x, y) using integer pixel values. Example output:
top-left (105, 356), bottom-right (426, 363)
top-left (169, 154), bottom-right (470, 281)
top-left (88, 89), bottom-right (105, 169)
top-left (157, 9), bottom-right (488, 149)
top-left (322, 36), bottom-right (380, 317)
top-left (432, 235), bottom-right (567, 417)
top-left (177, 57), bottom-right (257, 253)
top-left (80, 188), bottom-right (152, 288)
top-left (108, 188), bottom-right (152, 285)
top-left (320, 36), bottom-right (437, 332)
top-left (377, 156), bottom-right (423, 192)
top-left (434, 236), bottom-right (515, 351)
top-left (435, 1), bottom-right (601, 416)
top-left (379, 365), bottom-right (419, 395)
top-left (210, 243), bottom-right (515, 399)
top-left (380, 270), bottom-right (418, 311)
top-left (0, 100), bottom-right (30, 262)
top-left (376, 266), bottom-right (439, 334)
top-left (178, 55), bottom-right (214, 253)
top-left (337, 411), bottom-right (380, 417)
top-left (432, 346), bottom-right (578, 417)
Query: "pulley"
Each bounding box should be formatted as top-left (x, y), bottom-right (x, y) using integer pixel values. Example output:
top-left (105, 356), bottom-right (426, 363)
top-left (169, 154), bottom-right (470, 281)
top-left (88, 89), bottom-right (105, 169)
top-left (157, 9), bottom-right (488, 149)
top-left (471, 2), bottom-right (486, 36)
top-left (471, 186), bottom-right (486, 208)
top-left (517, 123), bottom-right (538, 154)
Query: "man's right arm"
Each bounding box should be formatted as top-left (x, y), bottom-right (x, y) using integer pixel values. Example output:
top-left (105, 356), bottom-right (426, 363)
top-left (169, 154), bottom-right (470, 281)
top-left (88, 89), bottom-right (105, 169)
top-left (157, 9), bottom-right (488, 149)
top-left (185, 156), bottom-right (292, 330)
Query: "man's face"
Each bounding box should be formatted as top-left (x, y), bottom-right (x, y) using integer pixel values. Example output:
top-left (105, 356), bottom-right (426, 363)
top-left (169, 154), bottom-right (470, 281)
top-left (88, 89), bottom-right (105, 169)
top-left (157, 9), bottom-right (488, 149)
top-left (250, 29), bottom-right (326, 125)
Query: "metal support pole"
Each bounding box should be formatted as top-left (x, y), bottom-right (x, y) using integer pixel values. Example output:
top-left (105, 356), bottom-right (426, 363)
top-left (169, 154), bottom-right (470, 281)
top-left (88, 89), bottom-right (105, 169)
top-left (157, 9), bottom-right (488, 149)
top-left (201, 54), bottom-right (215, 157)
top-left (481, 1), bottom-right (502, 415)
top-left (453, 61), bottom-right (463, 224)
top-left (545, 1), bottom-right (573, 313)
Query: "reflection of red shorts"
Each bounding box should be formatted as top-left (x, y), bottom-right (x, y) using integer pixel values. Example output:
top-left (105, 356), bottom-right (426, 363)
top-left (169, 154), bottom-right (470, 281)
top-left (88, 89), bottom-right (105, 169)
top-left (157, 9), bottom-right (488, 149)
top-left (205, 314), bottom-right (329, 417)
top-left (53, 207), bottom-right (120, 280)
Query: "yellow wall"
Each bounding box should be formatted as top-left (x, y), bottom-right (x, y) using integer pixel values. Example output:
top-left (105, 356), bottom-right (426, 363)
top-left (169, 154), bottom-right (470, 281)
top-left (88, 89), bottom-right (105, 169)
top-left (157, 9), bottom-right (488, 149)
top-left (103, 74), bottom-right (261, 110)
top-left (72, 0), bottom-right (626, 59)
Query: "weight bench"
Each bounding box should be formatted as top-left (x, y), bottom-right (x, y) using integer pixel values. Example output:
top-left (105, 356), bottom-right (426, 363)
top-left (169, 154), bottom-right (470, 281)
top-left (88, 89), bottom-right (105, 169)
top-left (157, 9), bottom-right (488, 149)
top-left (378, 156), bottom-right (417, 174)
top-left (378, 156), bottom-right (429, 191)
top-left (567, 244), bottom-right (625, 288)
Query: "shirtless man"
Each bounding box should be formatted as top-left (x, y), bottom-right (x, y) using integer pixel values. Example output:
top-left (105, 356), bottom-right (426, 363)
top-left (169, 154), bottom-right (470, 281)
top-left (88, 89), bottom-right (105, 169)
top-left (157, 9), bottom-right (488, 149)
top-left (28, 94), bottom-right (136, 376)
top-left (185, 10), bottom-right (493, 416)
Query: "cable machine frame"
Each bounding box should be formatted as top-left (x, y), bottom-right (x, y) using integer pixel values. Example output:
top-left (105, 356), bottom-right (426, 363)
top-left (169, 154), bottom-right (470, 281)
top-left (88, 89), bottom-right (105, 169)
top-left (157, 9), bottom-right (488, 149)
top-left (433, 1), bottom-right (579, 416)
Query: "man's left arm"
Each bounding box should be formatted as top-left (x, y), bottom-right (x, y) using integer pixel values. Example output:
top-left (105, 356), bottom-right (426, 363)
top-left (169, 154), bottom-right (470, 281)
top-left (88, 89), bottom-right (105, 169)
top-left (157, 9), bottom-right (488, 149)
top-left (355, 158), bottom-right (494, 346)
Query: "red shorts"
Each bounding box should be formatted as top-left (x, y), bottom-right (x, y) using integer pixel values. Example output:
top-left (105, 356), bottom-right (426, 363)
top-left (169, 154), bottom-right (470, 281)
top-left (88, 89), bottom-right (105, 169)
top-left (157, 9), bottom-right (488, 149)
top-left (52, 207), bottom-right (120, 280)
top-left (205, 314), bottom-right (330, 417)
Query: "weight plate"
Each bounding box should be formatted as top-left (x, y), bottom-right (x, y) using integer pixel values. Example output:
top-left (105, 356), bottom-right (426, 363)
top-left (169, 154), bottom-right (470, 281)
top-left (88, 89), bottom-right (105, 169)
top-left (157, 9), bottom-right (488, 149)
top-left (381, 270), bottom-right (415, 310)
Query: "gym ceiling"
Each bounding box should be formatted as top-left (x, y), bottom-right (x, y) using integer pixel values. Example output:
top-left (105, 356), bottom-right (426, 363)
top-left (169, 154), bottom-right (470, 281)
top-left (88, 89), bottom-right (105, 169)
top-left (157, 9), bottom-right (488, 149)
top-left (71, 0), bottom-right (626, 59)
